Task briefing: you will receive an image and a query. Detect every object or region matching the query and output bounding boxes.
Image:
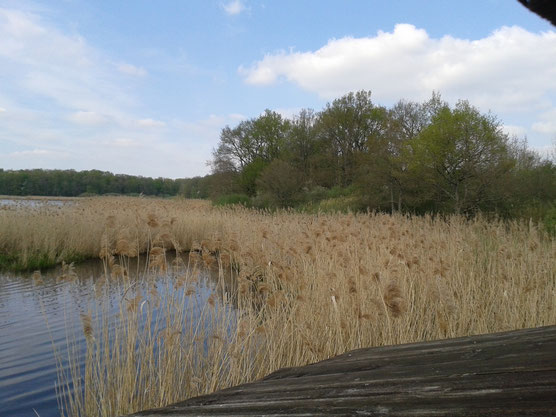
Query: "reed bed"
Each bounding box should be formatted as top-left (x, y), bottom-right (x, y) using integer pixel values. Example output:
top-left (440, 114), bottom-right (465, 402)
top-left (0, 197), bottom-right (219, 270)
top-left (3, 197), bottom-right (553, 416)
top-left (56, 259), bottom-right (238, 417)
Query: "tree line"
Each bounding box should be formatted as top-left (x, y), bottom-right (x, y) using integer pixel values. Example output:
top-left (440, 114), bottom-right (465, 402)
top-left (0, 168), bottom-right (211, 198)
top-left (210, 91), bottom-right (555, 220)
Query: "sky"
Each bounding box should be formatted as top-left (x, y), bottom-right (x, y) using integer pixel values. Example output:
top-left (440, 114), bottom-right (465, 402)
top-left (0, 0), bottom-right (555, 179)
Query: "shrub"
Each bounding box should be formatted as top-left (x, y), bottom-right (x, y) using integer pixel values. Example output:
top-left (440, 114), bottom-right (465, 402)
top-left (213, 194), bottom-right (251, 207)
top-left (256, 160), bottom-right (304, 207)
top-left (543, 204), bottom-right (556, 235)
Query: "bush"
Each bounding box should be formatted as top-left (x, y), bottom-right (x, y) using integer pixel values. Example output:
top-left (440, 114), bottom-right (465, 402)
top-left (316, 195), bottom-right (365, 213)
top-left (213, 194), bottom-right (251, 207)
top-left (256, 160), bottom-right (303, 207)
top-left (304, 186), bottom-right (328, 203)
top-left (543, 205), bottom-right (556, 235)
top-left (326, 185), bottom-right (355, 199)
top-left (250, 192), bottom-right (278, 210)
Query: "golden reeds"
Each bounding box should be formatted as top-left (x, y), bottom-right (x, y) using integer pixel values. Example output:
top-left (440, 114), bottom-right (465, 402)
top-left (0, 197), bottom-right (215, 271)
top-left (15, 197), bottom-right (551, 417)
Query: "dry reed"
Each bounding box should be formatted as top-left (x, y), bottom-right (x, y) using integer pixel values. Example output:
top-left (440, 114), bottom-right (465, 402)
top-left (5, 197), bottom-right (552, 416)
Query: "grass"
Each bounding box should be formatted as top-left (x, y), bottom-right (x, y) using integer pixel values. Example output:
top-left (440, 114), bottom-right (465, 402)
top-left (1, 196), bottom-right (554, 416)
top-left (213, 193), bottom-right (251, 207)
top-left (0, 197), bottom-right (219, 271)
top-left (0, 252), bottom-right (56, 271)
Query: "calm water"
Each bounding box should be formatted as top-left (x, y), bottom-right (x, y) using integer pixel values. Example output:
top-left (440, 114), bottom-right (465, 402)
top-left (0, 198), bottom-right (73, 208)
top-left (0, 257), bottom-right (221, 417)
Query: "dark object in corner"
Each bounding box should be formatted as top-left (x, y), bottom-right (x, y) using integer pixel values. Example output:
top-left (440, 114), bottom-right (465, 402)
top-left (518, 0), bottom-right (556, 25)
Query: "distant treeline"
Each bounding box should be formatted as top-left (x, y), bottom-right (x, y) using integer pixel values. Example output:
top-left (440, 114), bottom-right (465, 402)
top-left (0, 168), bottom-right (213, 198)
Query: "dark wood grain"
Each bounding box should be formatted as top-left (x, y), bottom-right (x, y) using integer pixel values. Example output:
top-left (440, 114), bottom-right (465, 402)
top-left (123, 325), bottom-right (556, 416)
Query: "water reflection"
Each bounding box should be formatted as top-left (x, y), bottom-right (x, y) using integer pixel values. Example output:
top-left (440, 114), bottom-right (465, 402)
top-left (0, 254), bottom-right (225, 417)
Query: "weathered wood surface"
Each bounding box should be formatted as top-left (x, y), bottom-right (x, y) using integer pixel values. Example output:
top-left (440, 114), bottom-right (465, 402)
top-left (125, 325), bottom-right (556, 416)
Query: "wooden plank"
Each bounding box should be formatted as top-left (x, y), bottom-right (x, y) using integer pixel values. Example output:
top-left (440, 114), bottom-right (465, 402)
top-left (124, 325), bottom-right (556, 416)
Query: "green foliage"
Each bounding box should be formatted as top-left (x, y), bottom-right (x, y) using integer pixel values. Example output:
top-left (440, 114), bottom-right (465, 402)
top-left (0, 252), bottom-right (54, 272)
top-left (542, 205), bottom-right (556, 235)
top-left (213, 194), bottom-right (251, 207)
top-left (250, 192), bottom-right (276, 209)
top-left (0, 169), bottom-right (204, 198)
top-left (326, 185), bottom-right (356, 199)
top-left (0, 248), bottom-right (90, 272)
top-left (411, 100), bottom-right (513, 214)
top-left (0, 253), bottom-right (17, 271)
top-left (315, 195), bottom-right (364, 213)
top-left (303, 186), bottom-right (329, 203)
top-left (208, 91), bottom-right (554, 219)
top-left (317, 90), bottom-right (388, 186)
top-left (256, 159), bottom-right (304, 207)
top-left (212, 109), bottom-right (291, 173)
top-left (239, 158), bottom-right (267, 196)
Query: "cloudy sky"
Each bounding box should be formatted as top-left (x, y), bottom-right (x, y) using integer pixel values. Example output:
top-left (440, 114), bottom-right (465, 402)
top-left (0, 0), bottom-right (554, 179)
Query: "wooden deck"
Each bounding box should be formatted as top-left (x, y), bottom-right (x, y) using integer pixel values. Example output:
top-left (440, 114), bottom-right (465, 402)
top-left (125, 325), bottom-right (556, 416)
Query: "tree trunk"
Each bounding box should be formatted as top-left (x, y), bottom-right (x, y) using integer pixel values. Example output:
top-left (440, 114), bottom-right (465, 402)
top-left (390, 186), bottom-right (395, 213)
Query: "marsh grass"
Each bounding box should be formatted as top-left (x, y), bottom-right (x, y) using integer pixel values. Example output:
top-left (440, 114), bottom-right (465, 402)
top-left (56, 252), bottom-right (243, 417)
top-left (6, 197), bottom-right (552, 416)
top-left (0, 197), bottom-right (217, 270)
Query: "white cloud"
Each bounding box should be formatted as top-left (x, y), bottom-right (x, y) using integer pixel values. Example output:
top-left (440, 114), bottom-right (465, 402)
top-left (111, 138), bottom-right (139, 148)
top-left (68, 110), bottom-right (109, 126)
top-left (138, 118), bottom-right (166, 128)
top-left (229, 113), bottom-right (246, 121)
top-left (502, 124), bottom-right (528, 138)
top-left (222, 0), bottom-right (245, 16)
top-left (9, 148), bottom-right (68, 158)
top-left (0, 107), bottom-right (6, 112)
top-left (0, 7), bottom-right (134, 115)
top-left (532, 108), bottom-right (556, 135)
top-left (272, 107), bottom-right (303, 120)
top-left (240, 24), bottom-right (556, 112)
top-left (117, 63), bottom-right (147, 77)
top-left (532, 121), bottom-right (556, 135)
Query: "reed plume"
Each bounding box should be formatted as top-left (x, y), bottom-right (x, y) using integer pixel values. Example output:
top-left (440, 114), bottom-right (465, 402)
top-left (80, 313), bottom-right (94, 343)
top-left (382, 281), bottom-right (406, 318)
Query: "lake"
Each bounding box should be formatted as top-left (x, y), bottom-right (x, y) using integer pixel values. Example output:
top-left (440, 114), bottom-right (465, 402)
top-left (0, 198), bottom-right (74, 208)
top-left (0, 256), bottom-right (222, 417)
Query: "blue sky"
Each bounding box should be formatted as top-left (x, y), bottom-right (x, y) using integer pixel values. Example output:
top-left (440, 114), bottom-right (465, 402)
top-left (0, 0), bottom-right (555, 178)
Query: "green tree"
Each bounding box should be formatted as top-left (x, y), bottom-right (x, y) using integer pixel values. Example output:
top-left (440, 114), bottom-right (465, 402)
top-left (284, 109), bottom-right (318, 181)
top-left (212, 110), bottom-right (291, 172)
top-left (212, 110), bottom-right (291, 196)
top-left (370, 94), bottom-right (446, 212)
top-left (412, 100), bottom-right (514, 214)
top-left (239, 158), bottom-right (268, 196)
top-left (256, 159), bottom-right (304, 207)
top-left (317, 90), bottom-right (387, 187)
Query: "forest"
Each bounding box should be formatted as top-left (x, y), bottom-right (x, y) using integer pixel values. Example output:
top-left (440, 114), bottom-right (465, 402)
top-left (210, 91), bottom-right (554, 221)
top-left (2, 91), bottom-right (554, 224)
top-left (0, 168), bottom-right (206, 198)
